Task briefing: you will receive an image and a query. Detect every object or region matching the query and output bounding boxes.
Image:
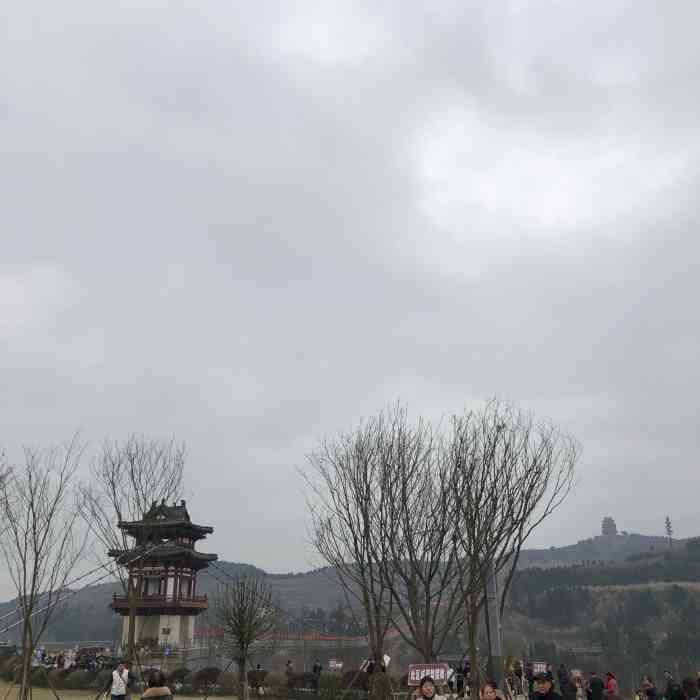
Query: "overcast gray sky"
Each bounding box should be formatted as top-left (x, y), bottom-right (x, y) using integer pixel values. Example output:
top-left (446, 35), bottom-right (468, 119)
top-left (2, 2), bottom-right (700, 588)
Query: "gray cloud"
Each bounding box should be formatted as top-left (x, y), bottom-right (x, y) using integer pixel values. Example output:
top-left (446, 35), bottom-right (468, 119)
top-left (2, 1), bottom-right (700, 596)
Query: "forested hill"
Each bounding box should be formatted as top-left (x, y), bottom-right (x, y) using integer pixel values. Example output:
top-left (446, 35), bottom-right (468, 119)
top-left (511, 539), bottom-right (700, 611)
top-left (518, 532), bottom-right (675, 567)
top-left (0, 531), bottom-right (690, 643)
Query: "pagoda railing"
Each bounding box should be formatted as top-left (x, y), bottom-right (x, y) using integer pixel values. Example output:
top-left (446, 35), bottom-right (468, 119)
top-left (112, 593), bottom-right (208, 609)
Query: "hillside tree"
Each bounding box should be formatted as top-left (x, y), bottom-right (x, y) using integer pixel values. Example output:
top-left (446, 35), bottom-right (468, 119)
top-left (602, 517), bottom-right (618, 536)
top-left (665, 516), bottom-right (673, 548)
top-left (0, 441), bottom-right (86, 700)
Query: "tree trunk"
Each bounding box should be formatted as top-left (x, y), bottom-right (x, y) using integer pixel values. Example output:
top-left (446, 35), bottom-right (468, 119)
top-left (238, 657), bottom-right (247, 700)
top-left (467, 596), bottom-right (480, 690)
top-left (369, 672), bottom-right (393, 700)
top-left (19, 615), bottom-right (33, 700)
top-left (127, 582), bottom-right (137, 663)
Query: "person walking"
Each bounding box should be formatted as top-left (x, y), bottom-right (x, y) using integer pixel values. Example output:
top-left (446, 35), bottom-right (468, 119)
top-left (111, 662), bottom-right (130, 700)
top-left (141, 671), bottom-right (172, 700)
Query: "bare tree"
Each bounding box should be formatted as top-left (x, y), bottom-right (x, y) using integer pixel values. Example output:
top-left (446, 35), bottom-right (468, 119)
top-left (214, 577), bottom-right (277, 700)
top-left (78, 435), bottom-right (185, 659)
top-left (0, 441), bottom-right (86, 700)
top-left (303, 401), bottom-right (578, 671)
top-left (449, 401), bottom-right (579, 682)
top-left (308, 405), bottom-right (465, 663)
top-left (375, 409), bottom-right (465, 662)
top-left (305, 414), bottom-right (394, 666)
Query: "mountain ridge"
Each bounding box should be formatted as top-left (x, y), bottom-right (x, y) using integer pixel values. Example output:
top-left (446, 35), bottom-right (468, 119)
top-left (0, 531), bottom-right (683, 643)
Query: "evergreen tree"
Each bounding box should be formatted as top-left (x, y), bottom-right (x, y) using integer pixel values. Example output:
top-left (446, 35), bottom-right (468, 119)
top-left (665, 515), bottom-right (674, 547)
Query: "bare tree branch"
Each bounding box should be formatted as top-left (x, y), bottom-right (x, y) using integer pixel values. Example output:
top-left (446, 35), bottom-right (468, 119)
top-left (214, 577), bottom-right (277, 700)
top-left (77, 435), bottom-right (185, 658)
top-left (448, 400), bottom-right (579, 681)
top-left (0, 439), bottom-right (86, 700)
top-left (304, 412), bottom-right (394, 663)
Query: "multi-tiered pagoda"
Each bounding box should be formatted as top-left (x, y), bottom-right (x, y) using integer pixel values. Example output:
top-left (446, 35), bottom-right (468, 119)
top-left (109, 500), bottom-right (217, 649)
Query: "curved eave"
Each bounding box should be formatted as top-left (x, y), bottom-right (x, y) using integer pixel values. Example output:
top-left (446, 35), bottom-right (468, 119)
top-left (108, 548), bottom-right (218, 570)
top-left (117, 521), bottom-right (214, 538)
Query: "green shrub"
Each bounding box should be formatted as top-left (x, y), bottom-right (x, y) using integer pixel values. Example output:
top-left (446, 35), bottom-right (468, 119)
top-left (0, 657), bottom-right (21, 683)
top-left (95, 668), bottom-right (113, 691)
top-left (65, 669), bottom-right (97, 689)
top-left (248, 669), bottom-right (268, 688)
top-left (265, 671), bottom-right (286, 688)
top-left (262, 670), bottom-right (289, 697)
top-left (320, 673), bottom-right (343, 693)
top-left (30, 667), bottom-right (49, 688)
top-left (47, 668), bottom-right (71, 690)
top-left (167, 666), bottom-right (191, 684)
top-left (219, 672), bottom-right (238, 692)
top-left (342, 671), bottom-right (369, 692)
top-left (192, 666), bottom-right (221, 691)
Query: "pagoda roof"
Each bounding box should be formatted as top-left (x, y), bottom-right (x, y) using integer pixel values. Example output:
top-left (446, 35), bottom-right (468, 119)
top-left (117, 500), bottom-right (213, 537)
top-left (108, 542), bottom-right (218, 570)
top-left (145, 500), bottom-right (190, 521)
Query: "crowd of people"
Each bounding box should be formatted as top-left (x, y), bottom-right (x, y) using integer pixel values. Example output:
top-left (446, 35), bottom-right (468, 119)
top-left (515, 664), bottom-right (700, 700)
top-left (412, 663), bottom-right (700, 700)
top-left (31, 645), bottom-right (116, 671)
top-left (638, 672), bottom-right (700, 700)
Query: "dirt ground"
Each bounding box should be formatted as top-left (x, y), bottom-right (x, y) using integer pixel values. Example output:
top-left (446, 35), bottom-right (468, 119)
top-left (0, 685), bottom-right (97, 700)
top-left (0, 684), bottom-right (240, 700)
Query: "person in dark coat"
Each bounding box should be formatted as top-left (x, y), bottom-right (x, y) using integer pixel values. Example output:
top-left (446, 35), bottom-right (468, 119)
top-left (682, 679), bottom-right (698, 700)
top-left (558, 666), bottom-right (569, 694)
top-left (561, 674), bottom-right (577, 700)
top-left (588, 672), bottom-right (605, 700)
top-left (535, 672), bottom-right (563, 700)
top-left (141, 671), bottom-right (172, 700)
top-left (642, 675), bottom-right (659, 700)
top-left (666, 684), bottom-right (686, 700)
top-left (664, 673), bottom-right (675, 699)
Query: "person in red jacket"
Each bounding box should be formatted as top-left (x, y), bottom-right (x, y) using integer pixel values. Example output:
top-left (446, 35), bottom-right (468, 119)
top-left (605, 673), bottom-right (619, 697)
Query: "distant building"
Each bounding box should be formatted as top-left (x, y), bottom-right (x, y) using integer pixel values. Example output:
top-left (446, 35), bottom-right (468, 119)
top-left (601, 517), bottom-right (618, 536)
top-left (109, 500), bottom-right (217, 649)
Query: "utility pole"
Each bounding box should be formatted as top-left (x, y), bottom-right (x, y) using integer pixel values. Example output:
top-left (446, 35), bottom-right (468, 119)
top-left (300, 606), bottom-right (307, 672)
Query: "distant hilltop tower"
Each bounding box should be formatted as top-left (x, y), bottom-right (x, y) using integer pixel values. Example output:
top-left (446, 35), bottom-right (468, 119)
top-left (109, 500), bottom-right (217, 649)
top-left (601, 516), bottom-right (618, 536)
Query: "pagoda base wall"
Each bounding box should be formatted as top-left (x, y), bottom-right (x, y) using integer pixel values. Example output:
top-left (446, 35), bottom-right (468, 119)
top-left (121, 614), bottom-right (196, 649)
